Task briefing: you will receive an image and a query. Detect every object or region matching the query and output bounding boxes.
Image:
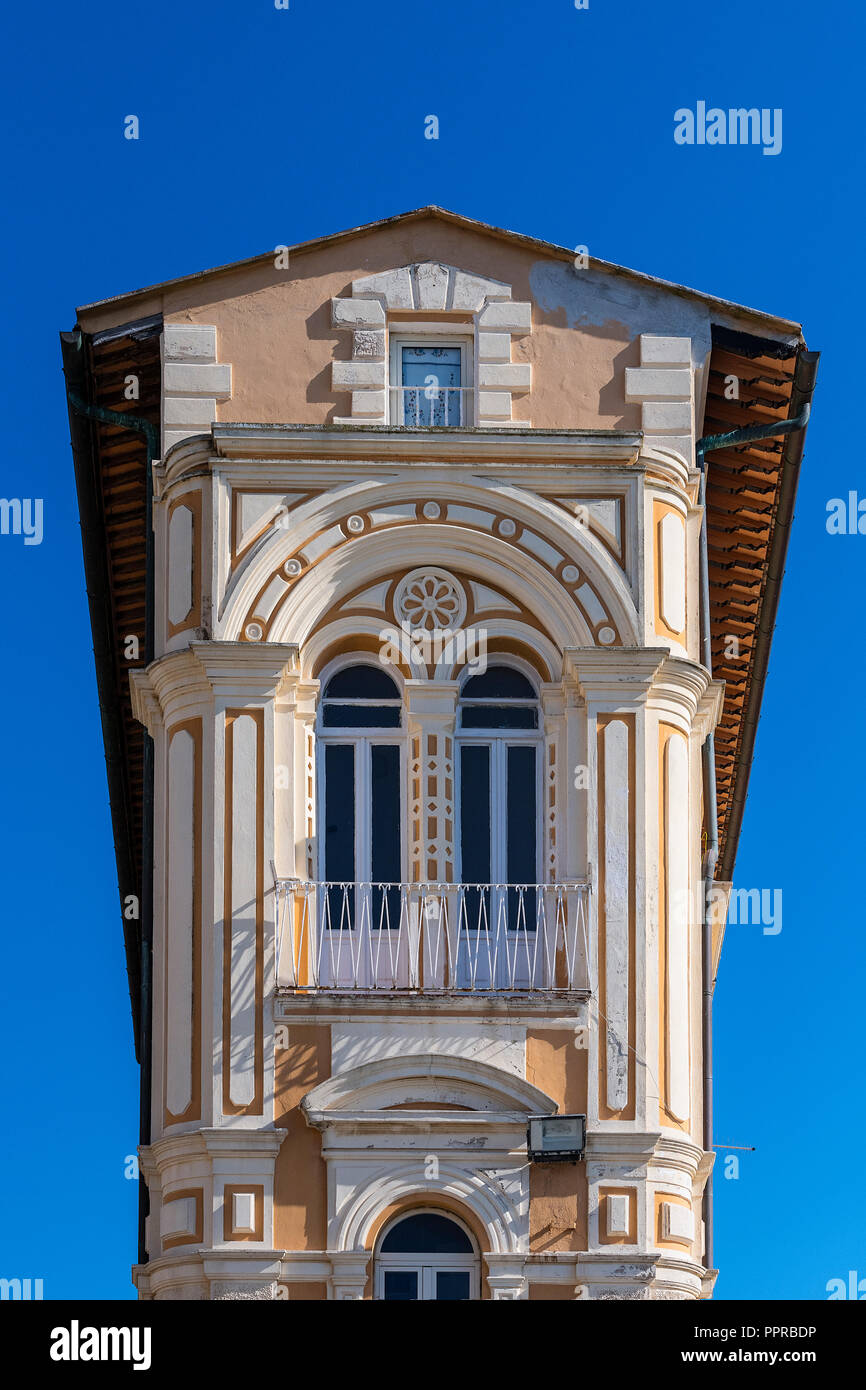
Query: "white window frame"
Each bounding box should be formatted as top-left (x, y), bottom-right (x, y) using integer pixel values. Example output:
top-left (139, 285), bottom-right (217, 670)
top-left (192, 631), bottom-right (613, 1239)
top-left (388, 330), bottom-right (475, 427)
top-left (455, 664), bottom-right (543, 889)
top-left (374, 1210), bottom-right (480, 1301)
top-left (316, 734), bottom-right (407, 889)
top-left (315, 656), bottom-right (408, 889)
top-left (455, 732), bottom-right (543, 887)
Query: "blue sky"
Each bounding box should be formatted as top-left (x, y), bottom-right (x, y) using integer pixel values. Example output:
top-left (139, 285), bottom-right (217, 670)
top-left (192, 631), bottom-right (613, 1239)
top-left (0, 0), bottom-right (861, 1299)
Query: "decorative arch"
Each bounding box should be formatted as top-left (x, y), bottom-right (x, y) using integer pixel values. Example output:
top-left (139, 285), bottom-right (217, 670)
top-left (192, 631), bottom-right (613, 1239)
top-left (224, 489), bottom-right (640, 659)
top-left (300, 1053), bottom-right (557, 1117)
top-left (332, 1160), bottom-right (528, 1257)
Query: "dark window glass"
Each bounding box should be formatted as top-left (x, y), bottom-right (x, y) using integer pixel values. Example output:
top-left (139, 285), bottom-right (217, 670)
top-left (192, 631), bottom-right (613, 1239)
top-left (322, 703), bottom-right (400, 728)
top-left (371, 745), bottom-right (401, 925)
top-left (381, 1213), bottom-right (474, 1254)
top-left (436, 1271), bottom-right (471, 1301)
top-left (382, 1271), bottom-right (418, 1300)
top-left (460, 744), bottom-right (491, 931)
top-left (507, 745), bottom-right (537, 930)
top-left (460, 746), bottom-right (491, 885)
top-left (324, 666), bottom-right (399, 700)
top-left (462, 666), bottom-right (536, 700)
top-left (324, 747), bottom-right (355, 925)
top-left (324, 745), bottom-right (354, 883)
top-left (460, 704), bottom-right (537, 729)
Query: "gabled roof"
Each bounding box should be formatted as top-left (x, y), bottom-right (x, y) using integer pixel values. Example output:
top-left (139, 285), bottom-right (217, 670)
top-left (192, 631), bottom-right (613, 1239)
top-left (76, 205), bottom-right (803, 341)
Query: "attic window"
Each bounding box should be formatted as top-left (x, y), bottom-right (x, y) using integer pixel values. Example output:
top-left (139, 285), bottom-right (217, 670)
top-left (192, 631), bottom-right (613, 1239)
top-left (390, 341), bottom-right (470, 427)
top-left (331, 261), bottom-right (531, 428)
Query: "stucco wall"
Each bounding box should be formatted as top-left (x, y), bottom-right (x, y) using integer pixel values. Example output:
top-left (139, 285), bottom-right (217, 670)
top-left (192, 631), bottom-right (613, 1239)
top-left (80, 214), bottom-right (784, 433)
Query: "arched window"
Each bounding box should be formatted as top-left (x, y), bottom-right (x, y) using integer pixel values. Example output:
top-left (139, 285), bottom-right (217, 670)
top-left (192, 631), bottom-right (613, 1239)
top-left (317, 664), bottom-right (403, 934)
top-left (457, 665), bottom-right (541, 942)
top-left (375, 1211), bottom-right (479, 1300)
top-left (459, 664), bottom-right (539, 729)
top-left (321, 664), bottom-right (402, 728)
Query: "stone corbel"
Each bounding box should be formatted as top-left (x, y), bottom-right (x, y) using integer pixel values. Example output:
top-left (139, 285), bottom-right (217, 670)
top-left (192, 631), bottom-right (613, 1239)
top-left (485, 1256), bottom-right (529, 1299)
top-left (693, 677), bottom-right (726, 741)
top-left (329, 1252), bottom-right (371, 1300)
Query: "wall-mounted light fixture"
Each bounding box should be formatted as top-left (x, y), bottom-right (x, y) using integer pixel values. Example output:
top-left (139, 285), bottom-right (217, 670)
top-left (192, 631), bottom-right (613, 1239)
top-left (527, 1114), bottom-right (587, 1163)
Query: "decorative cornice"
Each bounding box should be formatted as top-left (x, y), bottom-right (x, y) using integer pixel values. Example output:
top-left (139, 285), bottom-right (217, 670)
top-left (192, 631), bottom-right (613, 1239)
top-left (130, 641), bottom-right (301, 727)
top-left (212, 423), bottom-right (642, 465)
top-left (563, 646), bottom-right (668, 701)
top-left (140, 1127), bottom-right (288, 1182)
top-left (563, 648), bottom-right (721, 727)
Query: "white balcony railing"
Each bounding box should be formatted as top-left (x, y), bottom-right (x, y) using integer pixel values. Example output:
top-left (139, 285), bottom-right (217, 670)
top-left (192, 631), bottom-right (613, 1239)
top-left (390, 386), bottom-right (471, 428)
top-left (274, 881), bottom-right (591, 994)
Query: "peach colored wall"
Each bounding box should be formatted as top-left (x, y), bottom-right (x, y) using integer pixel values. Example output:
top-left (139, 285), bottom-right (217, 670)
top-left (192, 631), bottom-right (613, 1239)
top-left (526, 1029), bottom-right (588, 1253)
top-left (79, 216), bottom-right (644, 431)
top-left (274, 1026), bottom-right (330, 1250)
top-left (280, 1282), bottom-right (328, 1301)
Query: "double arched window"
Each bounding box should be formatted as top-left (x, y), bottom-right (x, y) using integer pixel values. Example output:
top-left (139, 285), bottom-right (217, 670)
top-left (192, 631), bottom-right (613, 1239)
top-left (317, 661), bottom-right (541, 899)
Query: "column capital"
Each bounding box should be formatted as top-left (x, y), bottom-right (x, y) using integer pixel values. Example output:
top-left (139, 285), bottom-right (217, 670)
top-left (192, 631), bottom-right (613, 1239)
top-left (563, 646), bottom-right (668, 703)
top-left (563, 648), bottom-right (722, 730)
top-left (328, 1252), bottom-right (370, 1300)
top-left (130, 640), bottom-right (301, 729)
top-left (484, 1256), bottom-right (529, 1299)
top-left (403, 678), bottom-right (460, 722)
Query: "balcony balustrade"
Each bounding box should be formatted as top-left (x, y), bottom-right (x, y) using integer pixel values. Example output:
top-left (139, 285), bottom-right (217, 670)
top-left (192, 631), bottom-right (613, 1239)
top-left (273, 880), bottom-right (591, 994)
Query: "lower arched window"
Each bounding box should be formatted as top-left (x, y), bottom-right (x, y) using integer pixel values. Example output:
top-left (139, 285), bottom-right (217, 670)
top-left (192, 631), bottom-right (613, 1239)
top-left (375, 1210), bottom-right (479, 1301)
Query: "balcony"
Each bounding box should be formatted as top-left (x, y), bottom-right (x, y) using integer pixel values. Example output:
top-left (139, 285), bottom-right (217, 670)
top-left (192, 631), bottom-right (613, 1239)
top-left (390, 385), bottom-right (471, 428)
top-left (274, 881), bottom-right (591, 994)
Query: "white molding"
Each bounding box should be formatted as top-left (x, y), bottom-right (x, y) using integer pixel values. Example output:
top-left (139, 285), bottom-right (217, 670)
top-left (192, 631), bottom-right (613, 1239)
top-left (210, 423), bottom-right (641, 464)
top-left (661, 1201), bottom-right (695, 1244)
top-left (300, 1053), bottom-right (557, 1119)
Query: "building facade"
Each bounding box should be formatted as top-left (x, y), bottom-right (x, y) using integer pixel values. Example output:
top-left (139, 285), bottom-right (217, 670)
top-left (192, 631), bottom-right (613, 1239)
top-left (62, 208), bottom-right (817, 1300)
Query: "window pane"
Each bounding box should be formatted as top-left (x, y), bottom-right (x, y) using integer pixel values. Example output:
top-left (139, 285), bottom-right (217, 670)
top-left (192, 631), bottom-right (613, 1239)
top-left (381, 1213), bottom-right (473, 1254)
top-left (371, 745), bottom-right (401, 925)
top-left (462, 666), bottom-right (536, 700)
top-left (436, 1271), bottom-right (471, 1301)
top-left (507, 745), bottom-right (537, 929)
top-left (461, 705), bottom-right (537, 729)
top-left (322, 703), bottom-right (400, 728)
top-left (460, 745), bottom-right (490, 885)
top-left (324, 744), bottom-right (354, 884)
top-left (401, 346), bottom-right (462, 427)
top-left (324, 666), bottom-right (399, 700)
top-left (382, 1270), bottom-right (418, 1300)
